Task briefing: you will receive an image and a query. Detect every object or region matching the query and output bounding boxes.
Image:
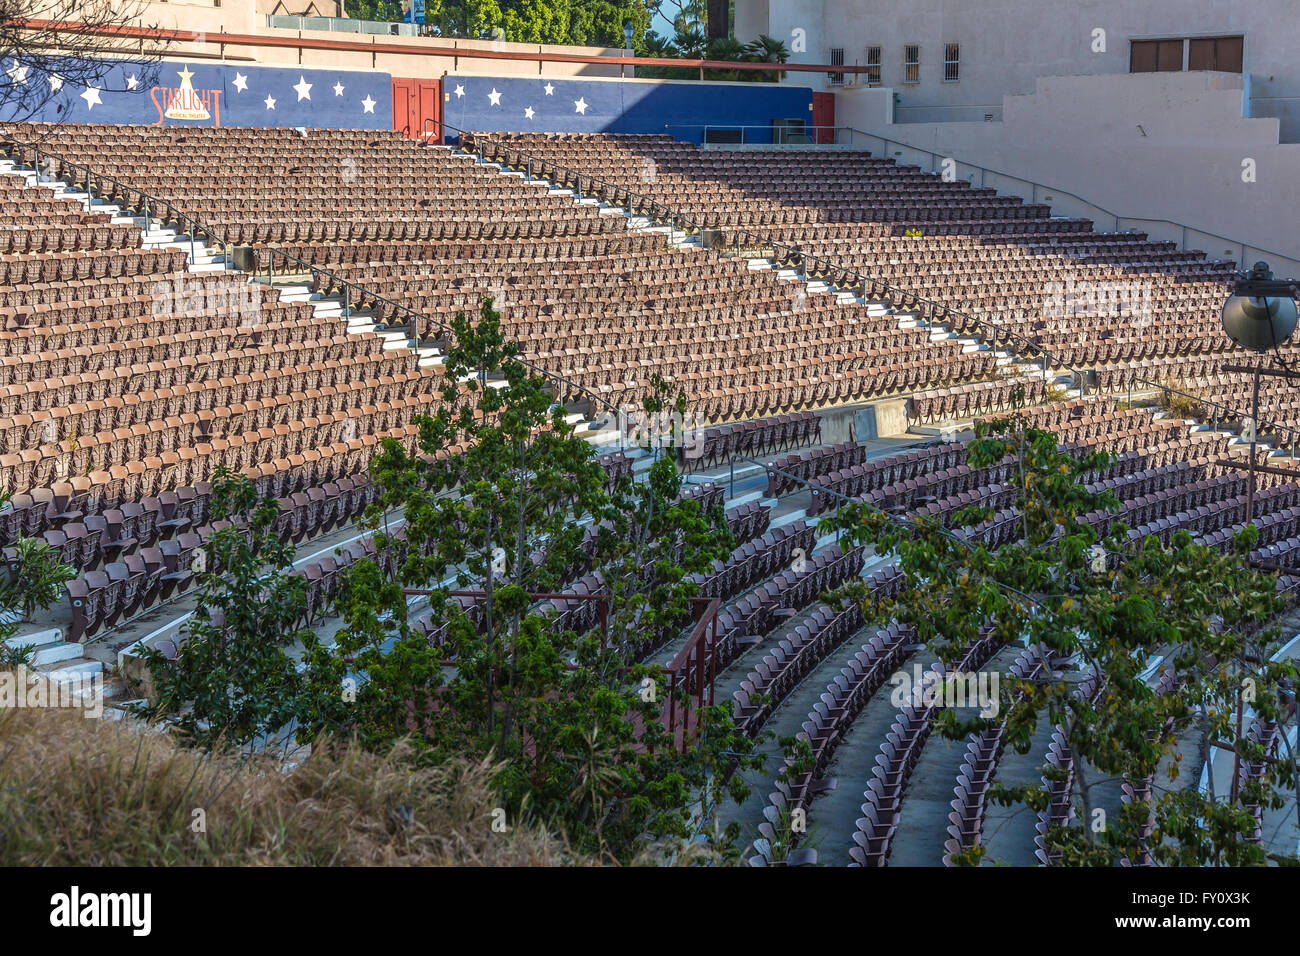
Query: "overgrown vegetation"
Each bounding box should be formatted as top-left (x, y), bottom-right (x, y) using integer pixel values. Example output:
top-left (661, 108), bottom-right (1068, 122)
top-left (345, 0), bottom-right (784, 81)
top-left (140, 468), bottom-right (312, 751)
top-left (0, 708), bottom-right (584, 866)
top-left (1158, 380), bottom-right (1209, 421)
top-left (824, 414), bottom-right (1300, 866)
top-left (0, 534), bottom-right (75, 626)
top-left (144, 298), bottom-right (762, 864)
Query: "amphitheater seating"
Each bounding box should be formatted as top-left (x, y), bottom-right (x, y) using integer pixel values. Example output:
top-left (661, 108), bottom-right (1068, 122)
top-left (942, 645), bottom-right (1051, 865)
top-left (461, 130), bottom-right (1297, 436)
top-left (2, 118), bottom-right (1297, 870)
top-left (3, 123), bottom-right (996, 424)
top-left (850, 628), bottom-right (1002, 866)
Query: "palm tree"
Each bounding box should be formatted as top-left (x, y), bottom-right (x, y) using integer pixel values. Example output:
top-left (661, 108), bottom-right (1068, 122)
top-left (641, 30), bottom-right (675, 58)
top-left (705, 37), bottom-right (747, 81)
top-left (744, 33), bottom-right (790, 81)
top-left (671, 24), bottom-right (707, 60)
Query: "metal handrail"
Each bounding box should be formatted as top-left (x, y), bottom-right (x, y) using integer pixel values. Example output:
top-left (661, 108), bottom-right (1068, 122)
top-left (846, 127), bottom-right (1300, 273)
top-left (664, 123), bottom-right (856, 145)
top-left (443, 120), bottom-right (1088, 392)
top-left (0, 130), bottom-right (622, 431)
top-left (1130, 376), bottom-right (1300, 457)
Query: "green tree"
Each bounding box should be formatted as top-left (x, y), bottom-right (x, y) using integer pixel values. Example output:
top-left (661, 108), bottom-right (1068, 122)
top-left (141, 468), bottom-right (311, 752)
top-left (744, 33), bottom-right (789, 82)
top-left (407, 0), bottom-right (652, 47)
top-left (824, 414), bottom-right (1300, 866)
top-left (670, 22), bottom-right (706, 58)
top-left (297, 298), bottom-right (761, 861)
top-left (703, 36), bottom-right (745, 80)
top-left (344, 0), bottom-right (406, 21)
top-left (1, 536), bottom-right (75, 624)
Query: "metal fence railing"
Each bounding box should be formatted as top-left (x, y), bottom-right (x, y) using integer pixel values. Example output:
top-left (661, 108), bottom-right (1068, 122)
top-left (847, 128), bottom-right (1300, 276)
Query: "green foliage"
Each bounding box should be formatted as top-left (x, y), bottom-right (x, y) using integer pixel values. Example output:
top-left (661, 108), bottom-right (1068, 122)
top-left (0, 536), bottom-right (75, 624)
top-left (1, 642), bottom-right (34, 668)
top-left (297, 298), bottom-right (762, 862)
top-left (361, 0), bottom-right (655, 48)
top-left (345, 0), bottom-right (406, 20)
top-left (823, 413), bottom-right (1300, 866)
top-left (140, 467), bottom-right (312, 752)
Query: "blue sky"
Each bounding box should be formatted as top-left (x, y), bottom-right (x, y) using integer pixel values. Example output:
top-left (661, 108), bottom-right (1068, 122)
top-left (650, 10), bottom-right (675, 38)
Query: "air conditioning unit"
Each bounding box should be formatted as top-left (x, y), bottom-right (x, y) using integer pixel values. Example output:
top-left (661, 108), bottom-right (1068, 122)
top-left (771, 119), bottom-right (809, 145)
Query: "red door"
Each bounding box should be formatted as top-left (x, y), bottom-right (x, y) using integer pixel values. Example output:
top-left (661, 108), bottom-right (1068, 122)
top-left (812, 91), bottom-right (835, 144)
top-left (392, 79), bottom-right (414, 136)
top-left (391, 77), bottom-right (441, 140)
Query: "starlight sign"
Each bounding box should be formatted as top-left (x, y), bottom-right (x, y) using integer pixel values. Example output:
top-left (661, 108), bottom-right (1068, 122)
top-left (0, 58), bottom-right (391, 130)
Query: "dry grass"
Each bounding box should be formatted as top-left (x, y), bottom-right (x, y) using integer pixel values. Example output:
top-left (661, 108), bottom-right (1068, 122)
top-left (1157, 379), bottom-right (1207, 420)
top-left (0, 707), bottom-right (588, 866)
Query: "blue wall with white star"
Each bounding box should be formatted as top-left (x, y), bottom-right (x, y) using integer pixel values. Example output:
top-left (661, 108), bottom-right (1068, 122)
top-left (1, 59), bottom-right (813, 141)
top-left (0, 59), bottom-right (392, 129)
top-left (442, 75), bottom-right (814, 144)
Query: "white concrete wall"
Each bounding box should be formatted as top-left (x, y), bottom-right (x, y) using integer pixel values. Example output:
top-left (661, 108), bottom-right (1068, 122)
top-left (738, 0), bottom-right (1300, 140)
top-left (835, 86), bottom-right (894, 131)
top-left (859, 71), bottom-right (1300, 269)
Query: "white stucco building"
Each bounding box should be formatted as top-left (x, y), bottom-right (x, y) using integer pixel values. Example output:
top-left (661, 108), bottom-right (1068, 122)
top-left (735, 0), bottom-right (1300, 265)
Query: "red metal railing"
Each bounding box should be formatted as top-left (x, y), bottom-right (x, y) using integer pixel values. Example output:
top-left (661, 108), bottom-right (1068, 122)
top-left (662, 597), bottom-right (721, 753)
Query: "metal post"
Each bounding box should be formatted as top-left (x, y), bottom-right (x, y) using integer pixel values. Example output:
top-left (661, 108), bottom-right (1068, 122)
top-left (143, 197), bottom-right (150, 235)
top-left (709, 610), bottom-right (717, 708)
top-left (1230, 682), bottom-right (1244, 807)
top-left (1248, 363), bottom-right (1261, 523)
top-left (666, 664), bottom-right (677, 747)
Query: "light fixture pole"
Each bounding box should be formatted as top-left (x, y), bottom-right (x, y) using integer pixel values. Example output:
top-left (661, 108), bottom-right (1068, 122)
top-left (1216, 260), bottom-right (1299, 807)
top-left (1217, 261), bottom-right (1300, 522)
top-left (623, 22), bottom-right (633, 79)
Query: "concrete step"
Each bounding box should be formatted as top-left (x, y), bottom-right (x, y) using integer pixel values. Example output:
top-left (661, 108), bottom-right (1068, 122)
top-left (42, 658), bottom-right (105, 682)
top-left (724, 489), bottom-right (764, 510)
top-left (74, 676), bottom-right (125, 707)
top-left (769, 509), bottom-right (808, 531)
top-left (32, 641), bottom-right (86, 667)
top-left (2, 627), bottom-right (63, 651)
